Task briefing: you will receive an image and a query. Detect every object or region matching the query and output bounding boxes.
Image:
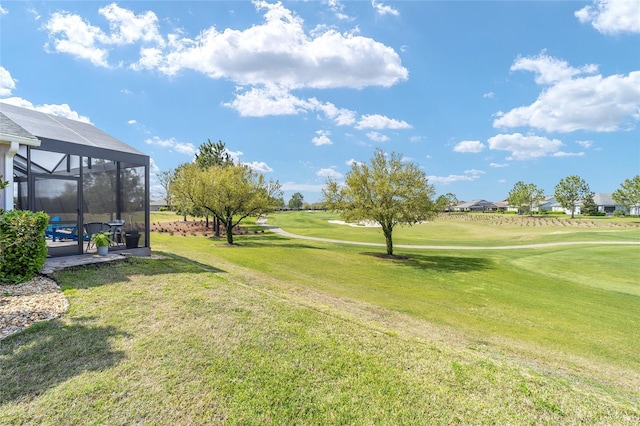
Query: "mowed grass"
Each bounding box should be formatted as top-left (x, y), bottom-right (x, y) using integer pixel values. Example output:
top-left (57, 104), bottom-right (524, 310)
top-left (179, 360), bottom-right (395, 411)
top-left (1, 211), bottom-right (638, 423)
top-left (149, 232), bottom-right (640, 385)
top-left (264, 210), bottom-right (640, 246)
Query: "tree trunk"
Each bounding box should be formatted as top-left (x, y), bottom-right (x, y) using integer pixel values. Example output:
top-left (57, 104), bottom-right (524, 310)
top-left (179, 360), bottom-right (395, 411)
top-left (225, 219), bottom-right (234, 244)
top-left (382, 225), bottom-right (393, 255)
top-left (214, 217), bottom-right (220, 237)
top-left (205, 215), bottom-right (209, 229)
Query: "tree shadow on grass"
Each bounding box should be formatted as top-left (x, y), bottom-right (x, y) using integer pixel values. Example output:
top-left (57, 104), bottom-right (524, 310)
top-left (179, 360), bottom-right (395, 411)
top-left (361, 252), bottom-right (494, 273)
top-left (227, 233), bottom-right (326, 250)
top-left (54, 254), bottom-right (226, 290)
top-left (0, 316), bottom-right (125, 404)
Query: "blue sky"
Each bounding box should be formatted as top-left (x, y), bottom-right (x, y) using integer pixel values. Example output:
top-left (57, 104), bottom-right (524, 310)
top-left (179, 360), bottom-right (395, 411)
top-left (1, 0), bottom-right (639, 204)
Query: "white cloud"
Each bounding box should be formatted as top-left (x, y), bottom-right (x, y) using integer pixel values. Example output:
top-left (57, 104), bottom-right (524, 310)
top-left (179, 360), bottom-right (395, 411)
top-left (137, 1), bottom-right (406, 89)
top-left (225, 84), bottom-right (309, 117)
top-left (43, 4), bottom-right (165, 68)
top-left (312, 130), bottom-right (333, 146)
top-left (244, 161), bottom-right (273, 173)
top-left (355, 114), bottom-right (412, 130)
top-left (0, 66), bottom-right (16, 97)
top-left (97, 3), bottom-right (164, 46)
top-left (427, 170), bottom-right (484, 185)
top-left (317, 167), bottom-right (343, 179)
top-left (464, 169), bottom-right (485, 176)
top-left (366, 131), bottom-right (389, 142)
top-left (483, 92), bottom-right (495, 99)
top-left (552, 151), bottom-right (585, 158)
top-left (346, 158), bottom-right (363, 167)
top-left (43, 2), bottom-right (407, 89)
top-left (453, 140), bottom-right (485, 153)
top-left (489, 162), bottom-right (509, 168)
top-left (42, 2), bottom-right (406, 130)
top-left (575, 0), bottom-right (640, 34)
top-left (576, 140), bottom-right (593, 148)
top-left (127, 119), bottom-right (137, 125)
top-left (43, 11), bottom-right (111, 67)
top-left (0, 97), bottom-right (91, 123)
top-left (225, 149), bottom-right (244, 164)
top-left (308, 98), bottom-right (357, 126)
top-left (495, 56), bottom-right (640, 132)
top-left (148, 157), bottom-right (160, 174)
top-left (372, 1), bottom-right (399, 16)
top-left (0, 5), bottom-right (7, 15)
top-left (510, 52), bottom-right (598, 85)
top-left (324, 0), bottom-right (352, 21)
top-left (27, 7), bottom-right (41, 21)
top-left (145, 136), bottom-right (196, 156)
top-left (487, 133), bottom-right (566, 160)
top-left (409, 135), bottom-right (424, 143)
top-left (281, 182), bottom-right (325, 193)
top-left (224, 85), bottom-right (356, 125)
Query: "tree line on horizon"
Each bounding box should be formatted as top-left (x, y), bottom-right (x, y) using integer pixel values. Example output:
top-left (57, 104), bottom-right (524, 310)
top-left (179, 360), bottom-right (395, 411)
top-left (157, 140), bottom-right (640, 254)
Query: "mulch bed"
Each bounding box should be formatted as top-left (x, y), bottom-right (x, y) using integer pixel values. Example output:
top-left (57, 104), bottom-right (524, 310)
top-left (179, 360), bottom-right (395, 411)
top-left (150, 220), bottom-right (264, 237)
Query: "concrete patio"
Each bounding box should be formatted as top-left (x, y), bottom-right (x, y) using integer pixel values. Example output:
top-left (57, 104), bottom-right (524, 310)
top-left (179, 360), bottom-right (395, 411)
top-left (42, 248), bottom-right (150, 275)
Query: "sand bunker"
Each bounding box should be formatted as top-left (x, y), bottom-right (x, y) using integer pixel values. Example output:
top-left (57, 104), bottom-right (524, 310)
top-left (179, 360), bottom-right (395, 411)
top-left (328, 220), bottom-right (381, 228)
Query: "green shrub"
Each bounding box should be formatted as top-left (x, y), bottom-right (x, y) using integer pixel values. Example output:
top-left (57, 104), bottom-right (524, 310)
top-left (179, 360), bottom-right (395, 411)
top-left (612, 209), bottom-right (626, 217)
top-left (0, 210), bottom-right (49, 285)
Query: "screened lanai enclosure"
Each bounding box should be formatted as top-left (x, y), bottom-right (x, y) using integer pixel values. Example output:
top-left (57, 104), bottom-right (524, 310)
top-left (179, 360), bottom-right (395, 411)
top-left (0, 102), bottom-right (150, 257)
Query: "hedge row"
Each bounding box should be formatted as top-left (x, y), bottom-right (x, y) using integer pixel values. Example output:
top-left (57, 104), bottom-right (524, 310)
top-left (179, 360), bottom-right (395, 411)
top-left (0, 210), bottom-right (49, 285)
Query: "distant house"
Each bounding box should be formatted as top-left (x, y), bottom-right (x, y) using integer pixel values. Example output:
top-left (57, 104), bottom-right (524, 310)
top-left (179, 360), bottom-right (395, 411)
top-left (551, 201), bottom-right (580, 215)
top-left (452, 199), bottom-right (497, 212)
top-left (150, 199), bottom-right (168, 212)
top-left (494, 199), bottom-right (511, 212)
top-left (593, 193), bottom-right (622, 215)
top-left (536, 196), bottom-right (557, 212)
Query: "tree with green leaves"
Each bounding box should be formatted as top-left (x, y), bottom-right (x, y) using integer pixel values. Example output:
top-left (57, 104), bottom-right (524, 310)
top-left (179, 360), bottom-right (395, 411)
top-left (169, 162), bottom-right (282, 244)
top-left (194, 139), bottom-right (235, 234)
top-left (322, 148), bottom-right (436, 256)
top-left (612, 175), bottom-right (640, 217)
top-left (435, 192), bottom-right (458, 213)
top-left (157, 169), bottom-right (175, 209)
top-left (554, 175), bottom-right (591, 219)
top-left (508, 181), bottom-right (545, 216)
top-left (195, 139), bottom-right (233, 169)
top-left (288, 192), bottom-right (304, 210)
top-left (581, 192), bottom-right (598, 216)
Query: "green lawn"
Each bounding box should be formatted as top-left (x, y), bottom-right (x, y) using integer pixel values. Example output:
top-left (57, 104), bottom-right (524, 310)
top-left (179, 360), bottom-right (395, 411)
top-left (264, 210), bottom-right (640, 246)
top-left (1, 211), bottom-right (638, 424)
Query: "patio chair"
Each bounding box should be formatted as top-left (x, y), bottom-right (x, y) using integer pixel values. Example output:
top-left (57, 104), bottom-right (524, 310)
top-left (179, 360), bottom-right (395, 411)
top-left (84, 222), bottom-right (111, 252)
top-left (45, 216), bottom-right (61, 239)
top-left (107, 219), bottom-right (126, 246)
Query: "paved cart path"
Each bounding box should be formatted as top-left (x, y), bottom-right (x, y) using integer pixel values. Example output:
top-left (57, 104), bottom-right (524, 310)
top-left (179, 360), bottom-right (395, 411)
top-left (257, 218), bottom-right (640, 250)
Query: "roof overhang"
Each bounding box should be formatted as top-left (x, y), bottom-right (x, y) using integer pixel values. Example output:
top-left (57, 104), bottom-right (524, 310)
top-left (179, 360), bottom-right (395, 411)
top-left (0, 133), bottom-right (42, 147)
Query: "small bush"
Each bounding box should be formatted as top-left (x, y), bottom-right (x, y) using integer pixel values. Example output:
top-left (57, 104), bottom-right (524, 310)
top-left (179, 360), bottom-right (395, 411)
top-left (0, 210), bottom-right (49, 284)
top-left (612, 209), bottom-right (626, 217)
